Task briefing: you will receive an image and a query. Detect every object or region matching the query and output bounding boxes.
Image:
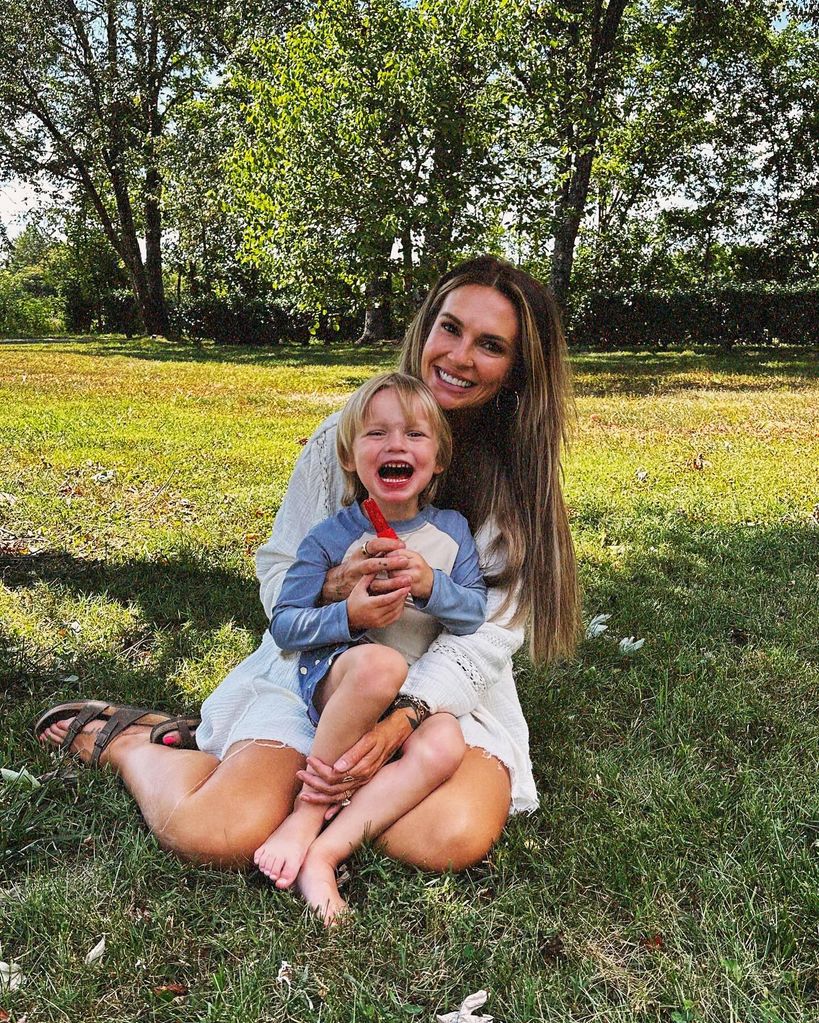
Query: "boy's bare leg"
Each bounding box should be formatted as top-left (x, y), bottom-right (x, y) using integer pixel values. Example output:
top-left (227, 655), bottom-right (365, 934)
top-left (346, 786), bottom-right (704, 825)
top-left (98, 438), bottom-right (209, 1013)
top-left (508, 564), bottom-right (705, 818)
top-left (254, 643), bottom-right (406, 888)
top-left (296, 714), bottom-right (465, 924)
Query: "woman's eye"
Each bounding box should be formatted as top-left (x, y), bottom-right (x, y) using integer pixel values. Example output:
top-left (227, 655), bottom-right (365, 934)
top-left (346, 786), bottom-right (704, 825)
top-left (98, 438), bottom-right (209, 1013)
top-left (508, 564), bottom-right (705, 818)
top-left (482, 339), bottom-right (503, 354)
top-left (441, 321), bottom-right (458, 334)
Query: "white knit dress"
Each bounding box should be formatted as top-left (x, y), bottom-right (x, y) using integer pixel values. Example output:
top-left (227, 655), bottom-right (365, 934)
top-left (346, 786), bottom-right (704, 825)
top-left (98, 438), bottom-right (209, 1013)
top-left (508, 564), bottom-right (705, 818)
top-left (195, 412), bottom-right (538, 813)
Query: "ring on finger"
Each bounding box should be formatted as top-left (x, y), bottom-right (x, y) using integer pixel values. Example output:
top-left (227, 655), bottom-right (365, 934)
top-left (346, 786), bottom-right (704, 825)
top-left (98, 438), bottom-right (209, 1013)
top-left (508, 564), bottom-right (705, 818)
top-left (361, 540), bottom-right (372, 557)
top-left (343, 775), bottom-right (355, 783)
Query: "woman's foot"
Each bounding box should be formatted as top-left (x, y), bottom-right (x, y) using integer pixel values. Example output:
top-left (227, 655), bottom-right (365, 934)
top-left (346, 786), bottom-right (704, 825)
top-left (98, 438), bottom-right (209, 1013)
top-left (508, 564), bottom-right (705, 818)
top-left (296, 848), bottom-right (348, 926)
top-left (253, 803), bottom-right (324, 889)
top-left (39, 715), bottom-right (150, 765)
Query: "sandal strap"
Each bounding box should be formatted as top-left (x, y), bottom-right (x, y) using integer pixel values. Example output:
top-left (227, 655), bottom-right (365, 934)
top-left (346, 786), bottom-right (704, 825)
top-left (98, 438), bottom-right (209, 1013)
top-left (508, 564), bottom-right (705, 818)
top-left (61, 701), bottom-right (111, 753)
top-left (90, 707), bottom-right (154, 767)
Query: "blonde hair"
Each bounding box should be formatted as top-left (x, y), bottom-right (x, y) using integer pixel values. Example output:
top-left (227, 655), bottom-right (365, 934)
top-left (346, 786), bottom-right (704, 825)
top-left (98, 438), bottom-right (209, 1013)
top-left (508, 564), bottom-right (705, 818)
top-left (399, 255), bottom-right (580, 665)
top-left (336, 372), bottom-right (453, 508)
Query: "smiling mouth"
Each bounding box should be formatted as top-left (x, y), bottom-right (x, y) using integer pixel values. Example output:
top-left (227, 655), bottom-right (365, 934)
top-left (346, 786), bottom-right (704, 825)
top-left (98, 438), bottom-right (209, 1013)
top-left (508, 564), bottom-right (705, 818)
top-left (378, 462), bottom-right (414, 482)
top-left (435, 367), bottom-right (474, 389)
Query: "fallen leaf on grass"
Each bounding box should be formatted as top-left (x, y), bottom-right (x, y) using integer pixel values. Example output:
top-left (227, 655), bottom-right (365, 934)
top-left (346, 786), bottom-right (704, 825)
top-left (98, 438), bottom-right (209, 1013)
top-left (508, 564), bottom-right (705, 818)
top-left (585, 613), bottom-right (611, 639)
top-left (0, 962), bottom-right (24, 991)
top-left (437, 989), bottom-right (495, 1023)
top-left (0, 767), bottom-right (41, 789)
top-left (635, 469), bottom-right (649, 483)
top-left (276, 961), bottom-right (293, 988)
top-left (152, 982), bottom-right (188, 1000)
top-left (728, 627), bottom-right (749, 646)
top-left (809, 503), bottom-right (819, 527)
top-left (0, 1007), bottom-right (10, 1020)
top-left (91, 469), bottom-right (116, 484)
top-left (640, 933), bottom-right (664, 950)
top-left (618, 636), bottom-right (645, 656)
top-left (0, 493), bottom-right (18, 506)
top-left (84, 937), bottom-right (106, 964)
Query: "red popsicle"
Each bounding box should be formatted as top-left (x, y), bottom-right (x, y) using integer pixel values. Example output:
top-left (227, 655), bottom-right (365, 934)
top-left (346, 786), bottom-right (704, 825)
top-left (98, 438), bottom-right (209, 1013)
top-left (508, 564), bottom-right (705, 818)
top-left (362, 498), bottom-right (398, 540)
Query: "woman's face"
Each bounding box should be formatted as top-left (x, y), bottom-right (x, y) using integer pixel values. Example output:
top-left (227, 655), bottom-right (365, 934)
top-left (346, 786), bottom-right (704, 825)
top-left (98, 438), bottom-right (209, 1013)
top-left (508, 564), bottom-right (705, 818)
top-left (420, 284), bottom-right (519, 412)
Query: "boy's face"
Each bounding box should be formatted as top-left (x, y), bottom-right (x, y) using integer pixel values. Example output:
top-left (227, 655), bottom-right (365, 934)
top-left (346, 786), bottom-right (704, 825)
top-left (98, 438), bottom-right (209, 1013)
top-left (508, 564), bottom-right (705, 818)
top-left (345, 388), bottom-right (443, 519)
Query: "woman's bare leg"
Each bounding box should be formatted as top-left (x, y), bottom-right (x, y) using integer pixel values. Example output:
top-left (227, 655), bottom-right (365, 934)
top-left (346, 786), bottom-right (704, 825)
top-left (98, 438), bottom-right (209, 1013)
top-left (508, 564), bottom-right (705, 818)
top-left (254, 643), bottom-right (406, 887)
top-left (41, 719), bottom-right (303, 867)
top-left (377, 747), bottom-right (512, 871)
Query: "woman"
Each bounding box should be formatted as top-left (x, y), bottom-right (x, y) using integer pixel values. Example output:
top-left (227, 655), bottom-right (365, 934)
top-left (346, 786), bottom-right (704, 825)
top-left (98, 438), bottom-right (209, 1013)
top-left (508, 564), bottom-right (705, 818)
top-left (38, 255), bottom-right (580, 872)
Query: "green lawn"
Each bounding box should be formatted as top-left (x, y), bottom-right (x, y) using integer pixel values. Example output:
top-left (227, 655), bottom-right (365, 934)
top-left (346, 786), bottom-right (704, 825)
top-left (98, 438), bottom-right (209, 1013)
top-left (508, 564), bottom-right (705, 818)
top-left (1, 337), bottom-right (818, 1022)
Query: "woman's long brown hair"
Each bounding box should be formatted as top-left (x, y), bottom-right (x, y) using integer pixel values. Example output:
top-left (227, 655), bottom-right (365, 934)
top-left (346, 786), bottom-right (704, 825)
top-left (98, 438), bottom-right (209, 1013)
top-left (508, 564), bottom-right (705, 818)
top-left (399, 255), bottom-right (580, 665)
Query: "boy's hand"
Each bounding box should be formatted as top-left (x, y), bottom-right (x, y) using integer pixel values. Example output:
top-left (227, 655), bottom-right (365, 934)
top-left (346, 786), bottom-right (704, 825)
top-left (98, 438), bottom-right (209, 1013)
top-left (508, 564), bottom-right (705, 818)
top-left (346, 574), bottom-right (410, 631)
top-left (400, 550), bottom-right (434, 601)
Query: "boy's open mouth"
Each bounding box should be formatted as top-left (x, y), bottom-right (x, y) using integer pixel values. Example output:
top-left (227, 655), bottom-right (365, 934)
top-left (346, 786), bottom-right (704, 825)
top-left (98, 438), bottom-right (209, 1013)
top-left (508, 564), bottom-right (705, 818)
top-left (378, 461), bottom-right (414, 482)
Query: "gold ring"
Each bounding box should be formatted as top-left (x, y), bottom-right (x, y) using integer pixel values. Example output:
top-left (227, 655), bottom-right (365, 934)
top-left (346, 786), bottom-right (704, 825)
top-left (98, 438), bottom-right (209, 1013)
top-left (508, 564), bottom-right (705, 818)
top-left (343, 775), bottom-right (355, 783)
top-left (340, 798), bottom-right (351, 807)
top-left (361, 541), bottom-right (371, 557)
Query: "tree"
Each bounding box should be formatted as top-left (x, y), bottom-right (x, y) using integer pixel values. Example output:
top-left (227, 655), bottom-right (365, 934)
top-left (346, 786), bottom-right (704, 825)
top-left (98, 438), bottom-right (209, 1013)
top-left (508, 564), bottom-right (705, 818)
top-left (0, 0), bottom-right (299, 334)
top-left (230, 0), bottom-right (512, 341)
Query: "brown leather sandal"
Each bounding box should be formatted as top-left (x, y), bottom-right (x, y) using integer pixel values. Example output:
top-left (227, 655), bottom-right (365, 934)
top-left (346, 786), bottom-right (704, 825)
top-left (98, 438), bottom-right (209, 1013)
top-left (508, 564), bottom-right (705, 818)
top-left (34, 701), bottom-right (199, 765)
top-left (148, 716), bottom-right (200, 750)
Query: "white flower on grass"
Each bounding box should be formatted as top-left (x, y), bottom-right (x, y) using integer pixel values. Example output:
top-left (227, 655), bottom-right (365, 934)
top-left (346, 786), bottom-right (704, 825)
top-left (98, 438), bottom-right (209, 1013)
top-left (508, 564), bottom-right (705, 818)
top-left (618, 636), bottom-right (645, 656)
top-left (1, 766), bottom-right (41, 789)
top-left (437, 989), bottom-right (496, 1023)
top-left (84, 936), bottom-right (106, 964)
top-left (0, 961), bottom-right (25, 990)
top-left (585, 614), bottom-right (611, 639)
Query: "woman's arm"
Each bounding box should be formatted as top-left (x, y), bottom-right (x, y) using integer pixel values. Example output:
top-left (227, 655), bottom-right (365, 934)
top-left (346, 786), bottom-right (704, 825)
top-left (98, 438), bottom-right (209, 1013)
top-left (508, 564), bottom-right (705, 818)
top-left (403, 517), bottom-right (523, 716)
top-left (256, 417), bottom-right (346, 618)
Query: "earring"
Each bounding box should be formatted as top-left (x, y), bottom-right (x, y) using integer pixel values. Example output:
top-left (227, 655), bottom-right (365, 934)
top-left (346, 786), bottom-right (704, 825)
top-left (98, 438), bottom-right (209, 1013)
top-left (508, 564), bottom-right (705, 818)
top-left (494, 387), bottom-right (520, 417)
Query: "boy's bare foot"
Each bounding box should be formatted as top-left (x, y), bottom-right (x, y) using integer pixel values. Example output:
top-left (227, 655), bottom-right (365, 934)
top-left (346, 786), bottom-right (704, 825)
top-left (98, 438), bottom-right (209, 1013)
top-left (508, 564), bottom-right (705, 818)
top-left (296, 849), bottom-right (348, 926)
top-left (38, 716), bottom-right (148, 765)
top-left (253, 805), bottom-right (324, 889)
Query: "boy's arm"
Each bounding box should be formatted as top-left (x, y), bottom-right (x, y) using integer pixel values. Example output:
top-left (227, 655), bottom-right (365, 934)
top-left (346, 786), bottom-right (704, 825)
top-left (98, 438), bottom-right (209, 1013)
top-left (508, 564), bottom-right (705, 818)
top-left (411, 516), bottom-right (487, 635)
top-left (269, 533), bottom-right (360, 651)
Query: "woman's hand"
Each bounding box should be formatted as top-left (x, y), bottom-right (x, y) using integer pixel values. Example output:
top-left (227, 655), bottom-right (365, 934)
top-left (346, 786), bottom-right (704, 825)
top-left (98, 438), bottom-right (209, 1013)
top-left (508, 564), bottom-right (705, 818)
top-left (346, 575), bottom-right (410, 631)
top-left (296, 708), bottom-right (415, 818)
top-left (320, 537), bottom-right (410, 603)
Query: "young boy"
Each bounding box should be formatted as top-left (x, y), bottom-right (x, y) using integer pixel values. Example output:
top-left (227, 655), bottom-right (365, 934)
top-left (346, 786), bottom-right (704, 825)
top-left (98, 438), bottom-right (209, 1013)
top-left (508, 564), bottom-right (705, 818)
top-left (254, 372), bottom-right (486, 922)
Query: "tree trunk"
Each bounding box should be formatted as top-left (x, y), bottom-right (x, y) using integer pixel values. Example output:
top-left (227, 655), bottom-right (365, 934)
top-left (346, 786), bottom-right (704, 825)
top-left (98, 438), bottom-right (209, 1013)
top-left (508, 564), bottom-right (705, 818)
top-left (548, 0), bottom-right (629, 310)
top-left (357, 271), bottom-right (393, 344)
top-left (144, 163), bottom-right (168, 335)
top-left (550, 147), bottom-right (595, 308)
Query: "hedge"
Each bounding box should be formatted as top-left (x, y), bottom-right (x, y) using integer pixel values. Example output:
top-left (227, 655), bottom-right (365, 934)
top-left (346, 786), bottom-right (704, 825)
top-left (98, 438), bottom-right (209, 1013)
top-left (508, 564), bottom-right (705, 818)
top-left (568, 288), bottom-right (819, 348)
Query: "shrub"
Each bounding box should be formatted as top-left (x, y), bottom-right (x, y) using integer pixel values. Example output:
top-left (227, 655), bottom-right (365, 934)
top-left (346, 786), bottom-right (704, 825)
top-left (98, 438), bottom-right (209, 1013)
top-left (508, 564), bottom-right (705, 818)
top-left (0, 270), bottom-right (62, 336)
top-left (568, 287), bottom-right (819, 348)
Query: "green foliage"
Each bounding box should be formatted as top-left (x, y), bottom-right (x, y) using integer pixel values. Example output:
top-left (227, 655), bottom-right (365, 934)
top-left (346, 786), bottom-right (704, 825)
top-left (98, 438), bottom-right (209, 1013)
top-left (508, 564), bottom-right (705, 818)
top-left (0, 269), bottom-right (61, 336)
top-left (569, 287), bottom-right (819, 349)
top-left (229, 0), bottom-right (512, 322)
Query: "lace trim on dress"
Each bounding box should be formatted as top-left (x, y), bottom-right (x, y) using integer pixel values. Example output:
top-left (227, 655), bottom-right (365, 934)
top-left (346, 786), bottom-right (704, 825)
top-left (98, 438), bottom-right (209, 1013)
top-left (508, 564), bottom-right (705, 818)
top-left (316, 431), bottom-right (333, 518)
top-left (431, 641), bottom-right (488, 695)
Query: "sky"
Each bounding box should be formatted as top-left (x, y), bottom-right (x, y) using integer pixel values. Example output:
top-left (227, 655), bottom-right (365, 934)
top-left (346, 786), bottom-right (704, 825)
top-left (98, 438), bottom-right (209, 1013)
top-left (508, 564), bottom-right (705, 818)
top-left (0, 179), bottom-right (44, 239)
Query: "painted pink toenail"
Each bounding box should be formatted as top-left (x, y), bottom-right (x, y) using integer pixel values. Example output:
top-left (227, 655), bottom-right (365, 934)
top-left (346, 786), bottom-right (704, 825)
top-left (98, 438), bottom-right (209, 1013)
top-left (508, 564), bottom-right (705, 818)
top-left (162, 735), bottom-right (177, 746)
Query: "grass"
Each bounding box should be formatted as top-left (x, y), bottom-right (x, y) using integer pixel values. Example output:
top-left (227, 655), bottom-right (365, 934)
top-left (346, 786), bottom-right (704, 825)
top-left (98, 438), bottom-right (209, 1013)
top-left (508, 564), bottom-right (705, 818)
top-left (1, 336), bottom-right (818, 1022)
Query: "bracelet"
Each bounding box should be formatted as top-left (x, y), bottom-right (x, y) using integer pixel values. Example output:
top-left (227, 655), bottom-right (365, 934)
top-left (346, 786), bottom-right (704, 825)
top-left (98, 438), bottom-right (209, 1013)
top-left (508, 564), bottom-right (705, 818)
top-left (380, 694), bottom-right (431, 731)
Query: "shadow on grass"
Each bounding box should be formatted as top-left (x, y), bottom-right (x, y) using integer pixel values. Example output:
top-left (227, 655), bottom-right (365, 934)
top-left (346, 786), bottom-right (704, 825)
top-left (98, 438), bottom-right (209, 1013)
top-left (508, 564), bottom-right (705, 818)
top-left (4, 336), bottom-right (817, 393)
top-left (571, 346), bottom-right (819, 397)
top-left (0, 334), bottom-right (399, 368)
top-left (521, 516), bottom-right (819, 775)
top-left (0, 549), bottom-right (265, 638)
